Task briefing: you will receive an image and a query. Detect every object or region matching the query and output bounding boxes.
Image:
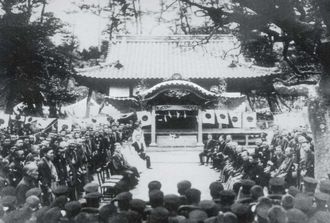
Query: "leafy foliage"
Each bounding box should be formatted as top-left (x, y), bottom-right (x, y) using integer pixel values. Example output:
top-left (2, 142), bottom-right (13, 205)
top-left (0, 0), bottom-right (77, 116)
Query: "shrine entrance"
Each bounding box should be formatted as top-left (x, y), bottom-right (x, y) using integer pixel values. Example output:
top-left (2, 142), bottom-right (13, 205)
top-left (154, 105), bottom-right (199, 147)
top-left (139, 78), bottom-right (220, 148)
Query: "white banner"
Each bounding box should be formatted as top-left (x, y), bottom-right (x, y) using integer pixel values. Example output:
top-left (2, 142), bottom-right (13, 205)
top-left (215, 110), bottom-right (229, 125)
top-left (230, 112), bottom-right (242, 128)
top-left (58, 119), bottom-right (73, 132)
top-left (136, 111), bottom-right (152, 127)
top-left (202, 110), bottom-right (215, 124)
top-left (0, 112), bottom-right (10, 129)
top-left (242, 112), bottom-right (257, 128)
top-left (26, 117), bottom-right (56, 129)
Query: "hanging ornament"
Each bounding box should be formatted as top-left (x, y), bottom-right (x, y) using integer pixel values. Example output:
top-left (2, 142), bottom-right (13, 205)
top-left (176, 111), bottom-right (180, 119)
top-left (168, 111), bottom-right (172, 118)
top-left (164, 115), bottom-right (167, 122)
top-left (184, 111), bottom-right (187, 119)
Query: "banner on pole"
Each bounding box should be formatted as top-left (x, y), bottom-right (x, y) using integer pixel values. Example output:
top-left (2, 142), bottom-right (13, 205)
top-left (0, 112), bottom-right (10, 129)
top-left (136, 111), bottom-right (152, 127)
top-left (230, 112), bottom-right (242, 128)
top-left (215, 110), bottom-right (229, 125)
top-left (242, 112), bottom-right (257, 128)
top-left (202, 110), bottom-right (215, 124)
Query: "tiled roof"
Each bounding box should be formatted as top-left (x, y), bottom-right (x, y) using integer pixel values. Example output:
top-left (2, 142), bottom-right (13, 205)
top-left (77, 35), bottom-right (279, 80)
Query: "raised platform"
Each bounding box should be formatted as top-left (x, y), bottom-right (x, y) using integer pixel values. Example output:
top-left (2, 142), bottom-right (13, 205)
top-left (144, 128), bottom-right (265, 148)
top-left (146, 146), bottom-right (203, 152)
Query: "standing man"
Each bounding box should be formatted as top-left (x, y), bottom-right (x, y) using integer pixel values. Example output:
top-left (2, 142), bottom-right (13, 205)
top-left (38, 146), bottom-right (58, 205)
top-left (16, 162), bottom-right (39, 206)
top-left (131, 133), bottom-right (151, 169)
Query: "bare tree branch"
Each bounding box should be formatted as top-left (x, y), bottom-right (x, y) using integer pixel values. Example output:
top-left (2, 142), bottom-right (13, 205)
top-left (276, 94), bottom-right (292, 111)
top-left (273, 78), bottom-right (318, 86)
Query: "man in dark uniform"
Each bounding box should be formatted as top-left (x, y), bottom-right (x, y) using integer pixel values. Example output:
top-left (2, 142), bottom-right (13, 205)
top-left (254, 139), bottom-right (271, 168)
top-left (15, 163), bottom-right (38, 206)
top-left (38, 146), bottom-right (58, 205)
top-left (211, 135), bottom-right (226, 170)
top-left (0, 137), bottom-right (12, 158)
top-left (53, 142), bottom-right (68, 185)
top-left (199, 134), bottom-right (217, 165)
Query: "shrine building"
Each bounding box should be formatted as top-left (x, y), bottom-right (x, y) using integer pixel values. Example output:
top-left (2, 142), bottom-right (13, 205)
top-left (76, 35), bottom-right (279, 148)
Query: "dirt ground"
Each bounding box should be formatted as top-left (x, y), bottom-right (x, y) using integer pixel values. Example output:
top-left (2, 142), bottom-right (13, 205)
top-left (130, 150), bottom-right (220, 200)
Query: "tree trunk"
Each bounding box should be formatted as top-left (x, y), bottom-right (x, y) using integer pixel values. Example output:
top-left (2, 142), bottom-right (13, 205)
top-left (308, 96), bottom-right (330, 179)
top-left (5, 82), bottom-right (18, 114)
top-left (309, 41), bottom-right (330, 179)
top-left (49, 103), bottom-right (57, 118)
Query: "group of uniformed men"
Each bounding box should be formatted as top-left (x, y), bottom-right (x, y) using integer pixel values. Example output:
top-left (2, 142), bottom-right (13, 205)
top-left (199, 127), bottom-right (315, 188)
top-left (0, 120), bottom-right (146, 207)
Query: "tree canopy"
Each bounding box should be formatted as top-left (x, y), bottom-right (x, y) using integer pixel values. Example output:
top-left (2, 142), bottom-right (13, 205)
top-left (0, 0), bottom-right (79, 116)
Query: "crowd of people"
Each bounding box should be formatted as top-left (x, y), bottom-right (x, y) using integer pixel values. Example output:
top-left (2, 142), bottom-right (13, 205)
top-left (0, 115), bottom-right (327, 223)
top-left (199, 127), bottom-right (315, 189)
top-left (0, 117), bottom-right (155, 222)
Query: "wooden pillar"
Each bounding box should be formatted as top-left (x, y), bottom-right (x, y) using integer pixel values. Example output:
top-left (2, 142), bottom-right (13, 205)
top-left (150, 106), bottom-right (157, 146)
top-left (197, 109), bottom-right (203, 146)
top-left (85, 88), bottom-right (93, 118)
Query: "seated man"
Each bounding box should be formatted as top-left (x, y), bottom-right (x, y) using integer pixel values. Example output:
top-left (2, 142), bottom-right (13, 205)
top-left (131, 134), bottom-right (151, 169)
top-left (270, 147), bottom-right (296, 186)
top-left (111, 143), bottom-right (139, 187)
top-left (199, 134), bottom-right (217, 165)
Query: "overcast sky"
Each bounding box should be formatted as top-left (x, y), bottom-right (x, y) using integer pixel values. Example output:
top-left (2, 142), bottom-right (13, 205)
top-left (46, 0), bottom-right (177, 49)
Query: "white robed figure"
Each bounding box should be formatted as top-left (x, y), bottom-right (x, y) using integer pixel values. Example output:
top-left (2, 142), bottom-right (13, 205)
top-left (120, 123), bottom-right (147, 171)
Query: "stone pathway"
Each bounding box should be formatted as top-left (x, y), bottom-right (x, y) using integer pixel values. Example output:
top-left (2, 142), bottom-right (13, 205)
top-left (130, 151), bottom-right (220, 200)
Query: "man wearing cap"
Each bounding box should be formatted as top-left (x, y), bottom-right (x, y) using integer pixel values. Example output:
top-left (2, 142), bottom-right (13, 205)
top-left (209, 181), bottom-right (224, 202)
top-left (163, 194), bottom-right (185, 222)
top-left (218, 190), bottom-right (236, 212)
top-left (281, 194), bottom-right (295, 210)
top-left (112, 191), bottom-right (133, 212)
top-left (148, 206), bottom-right (169, 223)
top-left (302, 176), bottom-right (318, 195)
top-left (267, 177), bottom-right (286, 205)
top-left (177, 180), bottom-right (191, 205)
top-left (148, 181), bottom-right (161, 192)
top-left (230, 202), bottom-right (254, 223)
top-left (149, 190), bottom-right (164, 208)
top-left (255, 197), bottom-right (273, 223)
top-left (314, 192), bottom-right (330, 212)
top-left (267, 205), bottom-right (287, 223)
top-left (15, 163), bottom-right (39, 206)
top-left (237, 179), bottom-right (255, 201)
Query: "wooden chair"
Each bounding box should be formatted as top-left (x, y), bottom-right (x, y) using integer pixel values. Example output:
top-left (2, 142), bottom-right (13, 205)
top-left (102, 163), bottom-right (124, 182)
top-left (96, 168), bottom-right (117, 199)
